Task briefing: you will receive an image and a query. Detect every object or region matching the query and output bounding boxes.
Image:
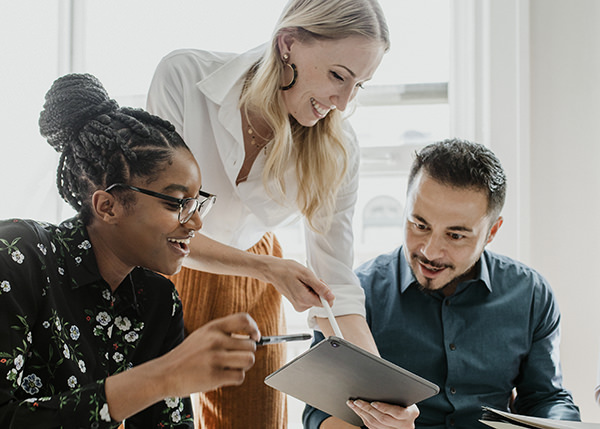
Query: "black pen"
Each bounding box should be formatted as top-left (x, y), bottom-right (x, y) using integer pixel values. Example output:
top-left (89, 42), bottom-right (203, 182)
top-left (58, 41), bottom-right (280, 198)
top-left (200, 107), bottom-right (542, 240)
top-left (256, 333), bottom-right (312, 346)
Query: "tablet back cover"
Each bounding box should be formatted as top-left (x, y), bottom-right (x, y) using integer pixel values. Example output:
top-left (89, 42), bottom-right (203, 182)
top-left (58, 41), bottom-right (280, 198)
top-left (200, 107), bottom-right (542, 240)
top-left (264, 336), bottom-right (439, 426)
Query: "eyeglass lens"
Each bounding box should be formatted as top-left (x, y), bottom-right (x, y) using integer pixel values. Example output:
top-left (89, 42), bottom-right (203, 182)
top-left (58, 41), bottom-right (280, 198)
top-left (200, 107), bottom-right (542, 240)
top-left (179, 197), bottom-right (215, 224)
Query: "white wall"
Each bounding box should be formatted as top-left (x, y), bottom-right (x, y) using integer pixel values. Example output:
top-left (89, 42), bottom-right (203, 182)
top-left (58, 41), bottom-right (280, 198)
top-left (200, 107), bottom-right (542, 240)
top-left (453, 0), bottom-right (600, 422)
top-left (529, 0), bottom-right (600, 422)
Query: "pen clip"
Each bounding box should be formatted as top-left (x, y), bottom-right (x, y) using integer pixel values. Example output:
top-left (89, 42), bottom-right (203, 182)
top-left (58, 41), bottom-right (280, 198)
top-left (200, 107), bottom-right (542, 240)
top-left (320, 296), bottom-right (344, 339)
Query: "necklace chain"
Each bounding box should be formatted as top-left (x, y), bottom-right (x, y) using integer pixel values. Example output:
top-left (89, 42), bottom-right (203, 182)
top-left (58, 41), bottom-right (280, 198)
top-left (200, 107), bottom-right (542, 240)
top-left (244, 113), bottom-right (271, 156)
top-left (246, 125), bottom-right (269, 160)
top-left (236, 115), bottom-right (270, 184)
top-left (247, 124), bottom-right (268, 149)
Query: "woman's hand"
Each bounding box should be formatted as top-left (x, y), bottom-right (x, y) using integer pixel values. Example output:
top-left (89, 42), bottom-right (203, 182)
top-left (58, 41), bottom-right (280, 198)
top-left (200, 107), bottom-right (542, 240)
top-left (163, 312), bottom-right (261, 395)
top-left (105, 313), bottom-right (261, 421)
top-left (347, 400), bottom-right (420, 429)
top-left (262, 255), bottom-right (335, 312)
top-left (182, 233), bottom-right (334, 311)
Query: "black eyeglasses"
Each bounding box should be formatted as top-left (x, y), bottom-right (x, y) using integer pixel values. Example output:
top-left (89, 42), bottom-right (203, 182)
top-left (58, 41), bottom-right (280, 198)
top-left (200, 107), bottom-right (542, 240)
top-left (105, 183), bottom-right (216, 224)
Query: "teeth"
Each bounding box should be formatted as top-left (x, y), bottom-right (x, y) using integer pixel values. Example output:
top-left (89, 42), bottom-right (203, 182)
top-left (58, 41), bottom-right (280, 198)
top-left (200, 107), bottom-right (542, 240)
top-left (422, 263), bottom-right (442, 272)
top-left (310, 97), bottom-right (329, 116)
top-left (168, 238), bottom-right (191, 245)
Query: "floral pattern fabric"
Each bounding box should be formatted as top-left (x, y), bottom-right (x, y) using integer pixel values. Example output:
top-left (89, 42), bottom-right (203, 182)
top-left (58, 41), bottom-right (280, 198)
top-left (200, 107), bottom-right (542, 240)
top-left (0, 217), bottom-right (193, 428)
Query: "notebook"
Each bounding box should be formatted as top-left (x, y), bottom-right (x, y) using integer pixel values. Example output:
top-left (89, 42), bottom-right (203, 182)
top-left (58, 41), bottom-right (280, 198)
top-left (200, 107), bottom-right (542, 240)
top-left (264, 336), bottom-right (440, 426)
top-left (480, 407), bottom-right (600, 429)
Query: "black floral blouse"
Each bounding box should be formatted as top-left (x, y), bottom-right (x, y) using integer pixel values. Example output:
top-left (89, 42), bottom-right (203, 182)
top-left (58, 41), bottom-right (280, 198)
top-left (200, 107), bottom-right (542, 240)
top-left (0, 217), bottom-right (193, 428)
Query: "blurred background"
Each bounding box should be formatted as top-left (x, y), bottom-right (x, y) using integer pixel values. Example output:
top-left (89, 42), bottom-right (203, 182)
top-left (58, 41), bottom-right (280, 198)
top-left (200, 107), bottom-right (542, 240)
top-left (1, 0), bottom-right (599, 426)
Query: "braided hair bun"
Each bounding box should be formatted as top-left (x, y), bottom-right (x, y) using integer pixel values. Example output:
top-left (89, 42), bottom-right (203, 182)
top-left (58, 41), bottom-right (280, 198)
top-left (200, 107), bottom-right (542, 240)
top-left (38, 73), bottom-right (190, 224)
top-left (39, 73), bottom-right (119, 153)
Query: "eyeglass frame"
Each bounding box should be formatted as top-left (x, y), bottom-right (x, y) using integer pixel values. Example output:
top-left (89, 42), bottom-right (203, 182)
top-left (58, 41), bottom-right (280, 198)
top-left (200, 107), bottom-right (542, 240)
top-left (104, 183), bottom-right (217, 224)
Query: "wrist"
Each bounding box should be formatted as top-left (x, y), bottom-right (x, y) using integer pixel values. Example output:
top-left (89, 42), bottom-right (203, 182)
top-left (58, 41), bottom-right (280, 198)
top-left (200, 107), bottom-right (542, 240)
top-left (247, 253), bottom-right (275, 284)
top-left (105, 356), bottom-right (170, 420)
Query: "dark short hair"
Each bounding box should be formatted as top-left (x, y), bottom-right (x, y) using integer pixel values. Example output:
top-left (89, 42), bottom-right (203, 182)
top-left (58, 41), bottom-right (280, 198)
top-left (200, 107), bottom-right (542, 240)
top-left (407, 138), bottom-right (507, 219)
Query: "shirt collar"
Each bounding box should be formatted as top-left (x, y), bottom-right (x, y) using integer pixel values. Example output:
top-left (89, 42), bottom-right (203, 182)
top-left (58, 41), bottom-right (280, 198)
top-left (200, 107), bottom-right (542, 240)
top-left (398, 248), bottom-right (417, 294)
top-left (57, 218), bottom-right (146, 315)
top-left (398, 247), bottom-right (493, 294)
top-left (195, 44), bottom-right (267, 105)
top-left (478, 250), bottom-right (493, 292)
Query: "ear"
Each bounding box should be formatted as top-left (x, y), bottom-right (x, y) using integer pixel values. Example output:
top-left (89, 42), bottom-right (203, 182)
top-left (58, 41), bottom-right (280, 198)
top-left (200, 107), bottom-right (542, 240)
top-left (91, 190), bottom-right (123, 225)
top-left (276, 29), bottom-right (296, 58)
top-left (486, 216), bottom-right (503, 245)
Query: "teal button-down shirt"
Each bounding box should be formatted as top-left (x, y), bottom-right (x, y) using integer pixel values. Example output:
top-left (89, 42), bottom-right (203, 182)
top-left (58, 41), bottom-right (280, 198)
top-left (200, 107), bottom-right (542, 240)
top-left (304, 247), bottom-right (580, 428)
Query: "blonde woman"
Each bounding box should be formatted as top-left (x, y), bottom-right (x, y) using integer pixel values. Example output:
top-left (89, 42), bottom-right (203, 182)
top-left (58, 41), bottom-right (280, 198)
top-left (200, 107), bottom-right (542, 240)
top-left (147, 0), bottom-right (389, 426)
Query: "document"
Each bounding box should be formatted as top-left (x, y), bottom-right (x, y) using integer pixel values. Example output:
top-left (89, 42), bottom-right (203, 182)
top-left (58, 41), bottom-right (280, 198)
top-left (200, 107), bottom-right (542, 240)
top-left (480, 407), bottom-right (600, 429)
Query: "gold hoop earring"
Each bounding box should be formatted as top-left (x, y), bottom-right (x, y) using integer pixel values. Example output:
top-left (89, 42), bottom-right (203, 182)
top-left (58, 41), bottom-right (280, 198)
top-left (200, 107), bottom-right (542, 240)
top-left (280, 54), bottom-right (297, 91)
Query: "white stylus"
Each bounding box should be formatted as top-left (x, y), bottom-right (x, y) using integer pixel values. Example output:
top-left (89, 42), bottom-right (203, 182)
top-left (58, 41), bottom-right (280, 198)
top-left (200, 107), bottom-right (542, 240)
top-left (320, 296), bottom-right (344, 339)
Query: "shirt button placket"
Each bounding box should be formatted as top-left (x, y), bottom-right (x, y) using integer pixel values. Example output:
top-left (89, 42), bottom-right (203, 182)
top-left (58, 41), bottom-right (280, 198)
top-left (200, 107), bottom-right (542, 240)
top-left (442, 297), bottom-right (459, 408)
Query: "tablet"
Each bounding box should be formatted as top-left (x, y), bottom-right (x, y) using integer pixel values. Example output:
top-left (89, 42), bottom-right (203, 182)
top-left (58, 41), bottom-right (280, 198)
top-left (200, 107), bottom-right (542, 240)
top-left (264, 336), bottom-right (440, 426)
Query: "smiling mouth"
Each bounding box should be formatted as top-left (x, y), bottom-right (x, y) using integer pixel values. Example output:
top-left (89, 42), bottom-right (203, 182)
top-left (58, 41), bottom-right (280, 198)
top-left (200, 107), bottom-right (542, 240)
top-left (168, 237), bottom-right (191, 249)
top-left (420, 262), bottom-right (444, 272)
top-left (310, 97), bottom-right (331, 117)
top-left (413, 255), bottom-right (451, 276)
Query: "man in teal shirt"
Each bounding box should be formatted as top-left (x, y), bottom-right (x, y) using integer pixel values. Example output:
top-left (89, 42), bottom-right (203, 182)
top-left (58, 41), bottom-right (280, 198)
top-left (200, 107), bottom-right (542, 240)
top-left (304, 139), bottom-right (580, 428)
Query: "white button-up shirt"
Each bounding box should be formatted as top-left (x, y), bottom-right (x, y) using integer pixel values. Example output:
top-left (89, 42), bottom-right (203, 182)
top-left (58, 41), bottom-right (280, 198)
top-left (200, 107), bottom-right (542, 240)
top-left (147, 45), bottom-right (365, 326)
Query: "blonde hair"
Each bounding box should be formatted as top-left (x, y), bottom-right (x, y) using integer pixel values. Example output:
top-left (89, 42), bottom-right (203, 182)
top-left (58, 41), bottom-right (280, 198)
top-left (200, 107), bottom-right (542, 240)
top-left (240, 0), bottom-right (390, 233)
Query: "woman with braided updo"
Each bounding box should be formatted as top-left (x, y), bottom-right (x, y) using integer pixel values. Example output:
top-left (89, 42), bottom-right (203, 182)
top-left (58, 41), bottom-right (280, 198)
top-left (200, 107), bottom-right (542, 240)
top-left (0, 73), bottom-right (261, 429)
top-left (147, 0), bottom-right (392, 427)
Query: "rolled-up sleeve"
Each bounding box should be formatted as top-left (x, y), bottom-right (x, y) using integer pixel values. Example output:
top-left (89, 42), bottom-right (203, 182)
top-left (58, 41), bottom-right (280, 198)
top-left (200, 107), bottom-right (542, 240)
top-left (306, 125), bottom-right (365, 329)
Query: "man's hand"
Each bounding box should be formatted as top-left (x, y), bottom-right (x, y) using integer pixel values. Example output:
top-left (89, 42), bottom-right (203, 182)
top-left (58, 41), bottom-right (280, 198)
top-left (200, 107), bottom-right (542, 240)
top-left (347, 400), bottom-right (420, 429)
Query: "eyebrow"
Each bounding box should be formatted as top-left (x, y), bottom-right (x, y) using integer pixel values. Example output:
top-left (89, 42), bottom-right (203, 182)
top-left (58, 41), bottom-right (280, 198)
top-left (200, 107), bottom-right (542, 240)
top-left (412, 214), bottom-right (473, 233)
top-left (447, 225), bottom-right (473, 233)
top-left (412, 214), bottom-right (428, 225)
top-left (334, 64), bottom-right (356, 78)
top-left (161, 184), bottom-right (201, 196)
